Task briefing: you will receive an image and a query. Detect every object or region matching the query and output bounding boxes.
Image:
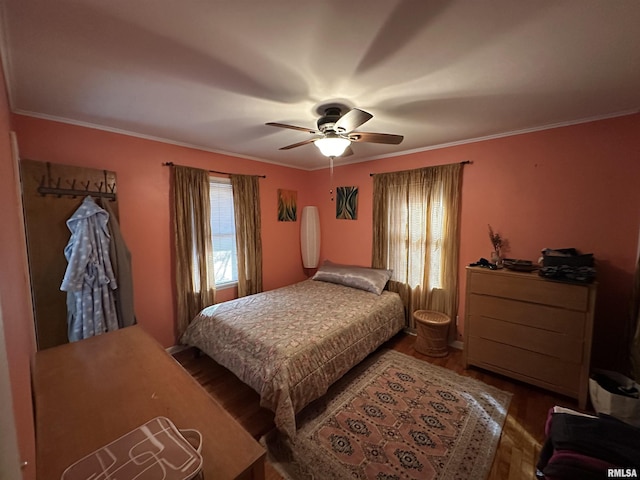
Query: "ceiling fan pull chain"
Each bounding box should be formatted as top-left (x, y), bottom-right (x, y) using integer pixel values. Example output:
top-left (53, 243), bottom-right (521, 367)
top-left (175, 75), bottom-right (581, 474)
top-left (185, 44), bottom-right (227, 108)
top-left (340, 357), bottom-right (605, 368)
top-left (329, 156), bottom-right (334, 201)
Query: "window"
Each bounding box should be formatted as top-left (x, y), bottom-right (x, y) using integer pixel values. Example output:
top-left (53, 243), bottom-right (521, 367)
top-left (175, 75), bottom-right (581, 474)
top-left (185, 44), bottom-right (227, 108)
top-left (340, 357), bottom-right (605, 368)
top-left (373, 164), bottom-right (462, 327)
top-left (387, 186), bottom-right (444, 290)
top-left (373, 166), bottom-right (462, 296)
top-left (209, 177), bottom-right (238, 286)
top-left (427, 186), bottom-right (444, 290)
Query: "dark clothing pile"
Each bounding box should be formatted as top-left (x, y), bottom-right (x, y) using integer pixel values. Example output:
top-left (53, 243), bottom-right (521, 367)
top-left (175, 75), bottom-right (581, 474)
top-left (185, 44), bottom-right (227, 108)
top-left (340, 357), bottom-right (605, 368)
top-left (539, 265), bottom-right (596, 283)
top-left (536, 409), bottom-right (640, 479)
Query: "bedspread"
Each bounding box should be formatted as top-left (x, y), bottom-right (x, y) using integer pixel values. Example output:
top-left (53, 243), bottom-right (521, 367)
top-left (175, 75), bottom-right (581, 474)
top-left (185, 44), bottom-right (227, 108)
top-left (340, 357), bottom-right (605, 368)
top-left (180, 279), bottom-right (405, 437)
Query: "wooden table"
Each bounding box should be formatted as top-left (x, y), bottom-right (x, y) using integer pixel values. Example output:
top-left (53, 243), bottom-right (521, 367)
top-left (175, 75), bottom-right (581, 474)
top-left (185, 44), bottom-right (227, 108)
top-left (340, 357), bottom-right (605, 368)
top-left (32, 325), bottom-right (265, 479)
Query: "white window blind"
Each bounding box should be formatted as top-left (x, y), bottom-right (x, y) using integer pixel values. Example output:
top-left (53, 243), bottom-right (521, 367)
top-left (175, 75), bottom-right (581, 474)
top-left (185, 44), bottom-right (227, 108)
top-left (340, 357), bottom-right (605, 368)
top-left (209, 177), bottom-right (238, 286)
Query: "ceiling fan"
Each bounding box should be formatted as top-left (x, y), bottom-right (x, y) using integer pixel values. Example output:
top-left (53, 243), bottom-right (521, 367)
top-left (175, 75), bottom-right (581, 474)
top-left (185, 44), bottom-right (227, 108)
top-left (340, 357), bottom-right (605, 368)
top-left (266, 106), bottom-right (403, 158)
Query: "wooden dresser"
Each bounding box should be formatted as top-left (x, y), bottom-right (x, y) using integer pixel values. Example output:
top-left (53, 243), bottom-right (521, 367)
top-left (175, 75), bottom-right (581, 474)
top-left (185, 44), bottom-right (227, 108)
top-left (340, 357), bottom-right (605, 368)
top-left (32, 325), bottom-right (265, 480)
top-left (463, 266), bottom-right (596, 408)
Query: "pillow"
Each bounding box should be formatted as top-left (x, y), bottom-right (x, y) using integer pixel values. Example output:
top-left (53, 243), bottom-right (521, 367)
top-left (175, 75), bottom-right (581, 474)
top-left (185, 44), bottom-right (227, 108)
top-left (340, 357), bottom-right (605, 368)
top-left (312, 261), bottom-right (393, 295)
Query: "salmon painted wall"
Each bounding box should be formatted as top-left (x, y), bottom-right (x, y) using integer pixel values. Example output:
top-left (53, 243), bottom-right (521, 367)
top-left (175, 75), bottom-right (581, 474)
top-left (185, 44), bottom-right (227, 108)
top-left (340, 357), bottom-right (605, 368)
top-left (13, 114), bottom-right (311, 348)
top-left (0, 74), bottom-right (36, 476)
top-left (310, 113), bottom-right (640, 371)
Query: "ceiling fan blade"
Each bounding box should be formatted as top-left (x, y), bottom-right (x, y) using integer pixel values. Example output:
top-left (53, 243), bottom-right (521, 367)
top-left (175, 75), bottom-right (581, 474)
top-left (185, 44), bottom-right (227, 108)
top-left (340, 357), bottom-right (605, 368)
top-left (341, 146), bottom-right (354, 157)
top-left (279, 138), bottom-right (318, 150)
top-left (334, 108), bottom-right (373, 133)
top-left (349, 132), bottom-right (404, 145)
top-left (266, 122), bottom-right (317, 134)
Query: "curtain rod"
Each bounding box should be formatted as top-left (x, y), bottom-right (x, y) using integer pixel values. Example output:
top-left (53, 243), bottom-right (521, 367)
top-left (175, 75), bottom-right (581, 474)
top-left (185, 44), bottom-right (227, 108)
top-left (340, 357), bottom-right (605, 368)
top-left (162, 162), bottom-right (266, 178)
top-left (369, 160), bottom-right (472, 177)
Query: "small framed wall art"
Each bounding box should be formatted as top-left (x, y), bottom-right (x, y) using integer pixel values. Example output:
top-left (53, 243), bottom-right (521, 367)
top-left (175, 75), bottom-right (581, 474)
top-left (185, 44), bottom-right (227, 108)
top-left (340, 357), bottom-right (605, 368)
top-left (336, 186), bottom-right (358, 220)
top-left (277, 189), bottom-right (297, 221)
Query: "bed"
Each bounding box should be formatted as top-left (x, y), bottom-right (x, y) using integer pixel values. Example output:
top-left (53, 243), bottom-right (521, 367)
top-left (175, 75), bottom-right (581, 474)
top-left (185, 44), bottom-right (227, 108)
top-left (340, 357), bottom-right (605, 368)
top-left (180, 273), bottom-right (405, 437)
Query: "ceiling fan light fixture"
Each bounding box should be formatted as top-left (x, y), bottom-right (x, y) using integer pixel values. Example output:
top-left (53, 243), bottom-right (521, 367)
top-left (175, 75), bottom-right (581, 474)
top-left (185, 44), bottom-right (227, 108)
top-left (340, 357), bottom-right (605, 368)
top-left (314, 136), bottom-right (350, 157)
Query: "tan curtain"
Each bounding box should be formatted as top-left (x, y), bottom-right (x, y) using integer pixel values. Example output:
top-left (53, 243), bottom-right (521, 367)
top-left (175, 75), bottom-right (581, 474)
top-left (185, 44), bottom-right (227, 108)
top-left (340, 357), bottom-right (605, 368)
top-left (172, 166), bottom-right (216, 338)
top-left (372, 163), bottom-right (462, 335)
top-left (230, 174), bottom-right (263, 297)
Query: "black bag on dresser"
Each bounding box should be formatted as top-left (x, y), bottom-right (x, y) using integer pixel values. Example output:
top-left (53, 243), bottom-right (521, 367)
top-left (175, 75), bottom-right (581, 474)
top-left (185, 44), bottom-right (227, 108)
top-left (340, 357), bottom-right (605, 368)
top-left (539, 248), bottom-right (596, 283)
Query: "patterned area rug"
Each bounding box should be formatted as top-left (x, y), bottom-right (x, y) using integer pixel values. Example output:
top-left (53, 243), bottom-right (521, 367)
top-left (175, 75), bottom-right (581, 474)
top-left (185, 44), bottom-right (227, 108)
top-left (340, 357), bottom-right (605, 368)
top-left (262, 349), bottom-right (511, 480)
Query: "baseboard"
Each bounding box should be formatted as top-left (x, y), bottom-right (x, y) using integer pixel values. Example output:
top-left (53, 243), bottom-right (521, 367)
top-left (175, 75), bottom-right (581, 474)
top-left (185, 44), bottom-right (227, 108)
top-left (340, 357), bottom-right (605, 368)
top-left (404, 329), bottom-right (463, 350)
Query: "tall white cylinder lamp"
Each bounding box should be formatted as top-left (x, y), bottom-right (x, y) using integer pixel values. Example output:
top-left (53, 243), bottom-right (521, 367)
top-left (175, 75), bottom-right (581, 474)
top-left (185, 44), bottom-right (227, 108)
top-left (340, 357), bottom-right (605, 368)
top-left (300, 206), bottom-right (321, 268)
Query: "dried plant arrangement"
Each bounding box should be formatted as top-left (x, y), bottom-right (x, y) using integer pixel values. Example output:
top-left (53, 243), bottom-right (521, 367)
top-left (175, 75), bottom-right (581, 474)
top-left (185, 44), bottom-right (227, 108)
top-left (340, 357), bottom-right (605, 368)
top-left (488, 224), bottom-right (504, 254)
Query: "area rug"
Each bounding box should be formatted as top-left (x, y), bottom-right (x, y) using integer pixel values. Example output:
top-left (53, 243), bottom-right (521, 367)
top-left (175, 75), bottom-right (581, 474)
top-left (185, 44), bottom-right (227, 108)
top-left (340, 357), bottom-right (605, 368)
top-left (262, 349), bottom-right (511, 480)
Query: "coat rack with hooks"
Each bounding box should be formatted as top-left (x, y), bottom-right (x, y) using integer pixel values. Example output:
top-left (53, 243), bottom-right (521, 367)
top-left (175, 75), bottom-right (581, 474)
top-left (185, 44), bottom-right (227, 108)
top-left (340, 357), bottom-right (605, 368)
top-left (36, 162), bottom-right (117, 200)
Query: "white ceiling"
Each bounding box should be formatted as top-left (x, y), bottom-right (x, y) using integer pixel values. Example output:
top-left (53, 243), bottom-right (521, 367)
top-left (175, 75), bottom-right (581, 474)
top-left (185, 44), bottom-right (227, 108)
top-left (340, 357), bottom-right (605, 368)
top-left (1, 0), bottom-right (639, 170)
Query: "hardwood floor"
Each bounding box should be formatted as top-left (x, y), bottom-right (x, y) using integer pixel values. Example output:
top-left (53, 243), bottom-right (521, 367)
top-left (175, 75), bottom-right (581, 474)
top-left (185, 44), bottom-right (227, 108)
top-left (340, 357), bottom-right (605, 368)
top-left (174, 332), bottom-right (583, 479)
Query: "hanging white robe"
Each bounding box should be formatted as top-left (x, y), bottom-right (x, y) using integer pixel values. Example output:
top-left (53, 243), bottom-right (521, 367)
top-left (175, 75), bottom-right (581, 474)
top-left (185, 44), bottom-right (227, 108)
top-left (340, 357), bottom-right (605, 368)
top-left (61, 196), bottom-right (118, 341)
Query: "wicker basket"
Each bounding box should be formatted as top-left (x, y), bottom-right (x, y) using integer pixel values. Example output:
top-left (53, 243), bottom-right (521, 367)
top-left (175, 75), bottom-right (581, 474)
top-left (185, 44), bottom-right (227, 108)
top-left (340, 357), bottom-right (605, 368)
top-left (414, 310), bottom-right (451, 357)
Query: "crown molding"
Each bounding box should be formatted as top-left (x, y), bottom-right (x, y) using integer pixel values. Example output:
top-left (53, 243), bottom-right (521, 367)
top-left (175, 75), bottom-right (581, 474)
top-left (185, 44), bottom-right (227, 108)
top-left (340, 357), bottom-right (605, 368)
top-left (12, 108), bottom-right (639, 173)
top-left (308, 109), bottom-right (640, 171)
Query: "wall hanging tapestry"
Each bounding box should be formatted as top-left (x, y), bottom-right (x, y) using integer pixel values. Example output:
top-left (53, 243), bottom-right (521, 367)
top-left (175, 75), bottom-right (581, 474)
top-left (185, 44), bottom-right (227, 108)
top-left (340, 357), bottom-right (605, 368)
top-left (278, 189), bottom-right (297, 222)
top-left (262, 349), bottom-right (511, 480)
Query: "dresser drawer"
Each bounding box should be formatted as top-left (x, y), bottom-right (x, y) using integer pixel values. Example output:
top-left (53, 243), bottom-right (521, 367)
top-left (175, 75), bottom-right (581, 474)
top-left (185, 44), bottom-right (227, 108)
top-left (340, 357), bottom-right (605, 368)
top-left (468, 294), bottom-right (586, 337)
top-left (467, 313), bottom-right (584, 363)
top-left (468, 270), bottom-right (589, 311)
top-left (467, 337), bottom-right (581, 394)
